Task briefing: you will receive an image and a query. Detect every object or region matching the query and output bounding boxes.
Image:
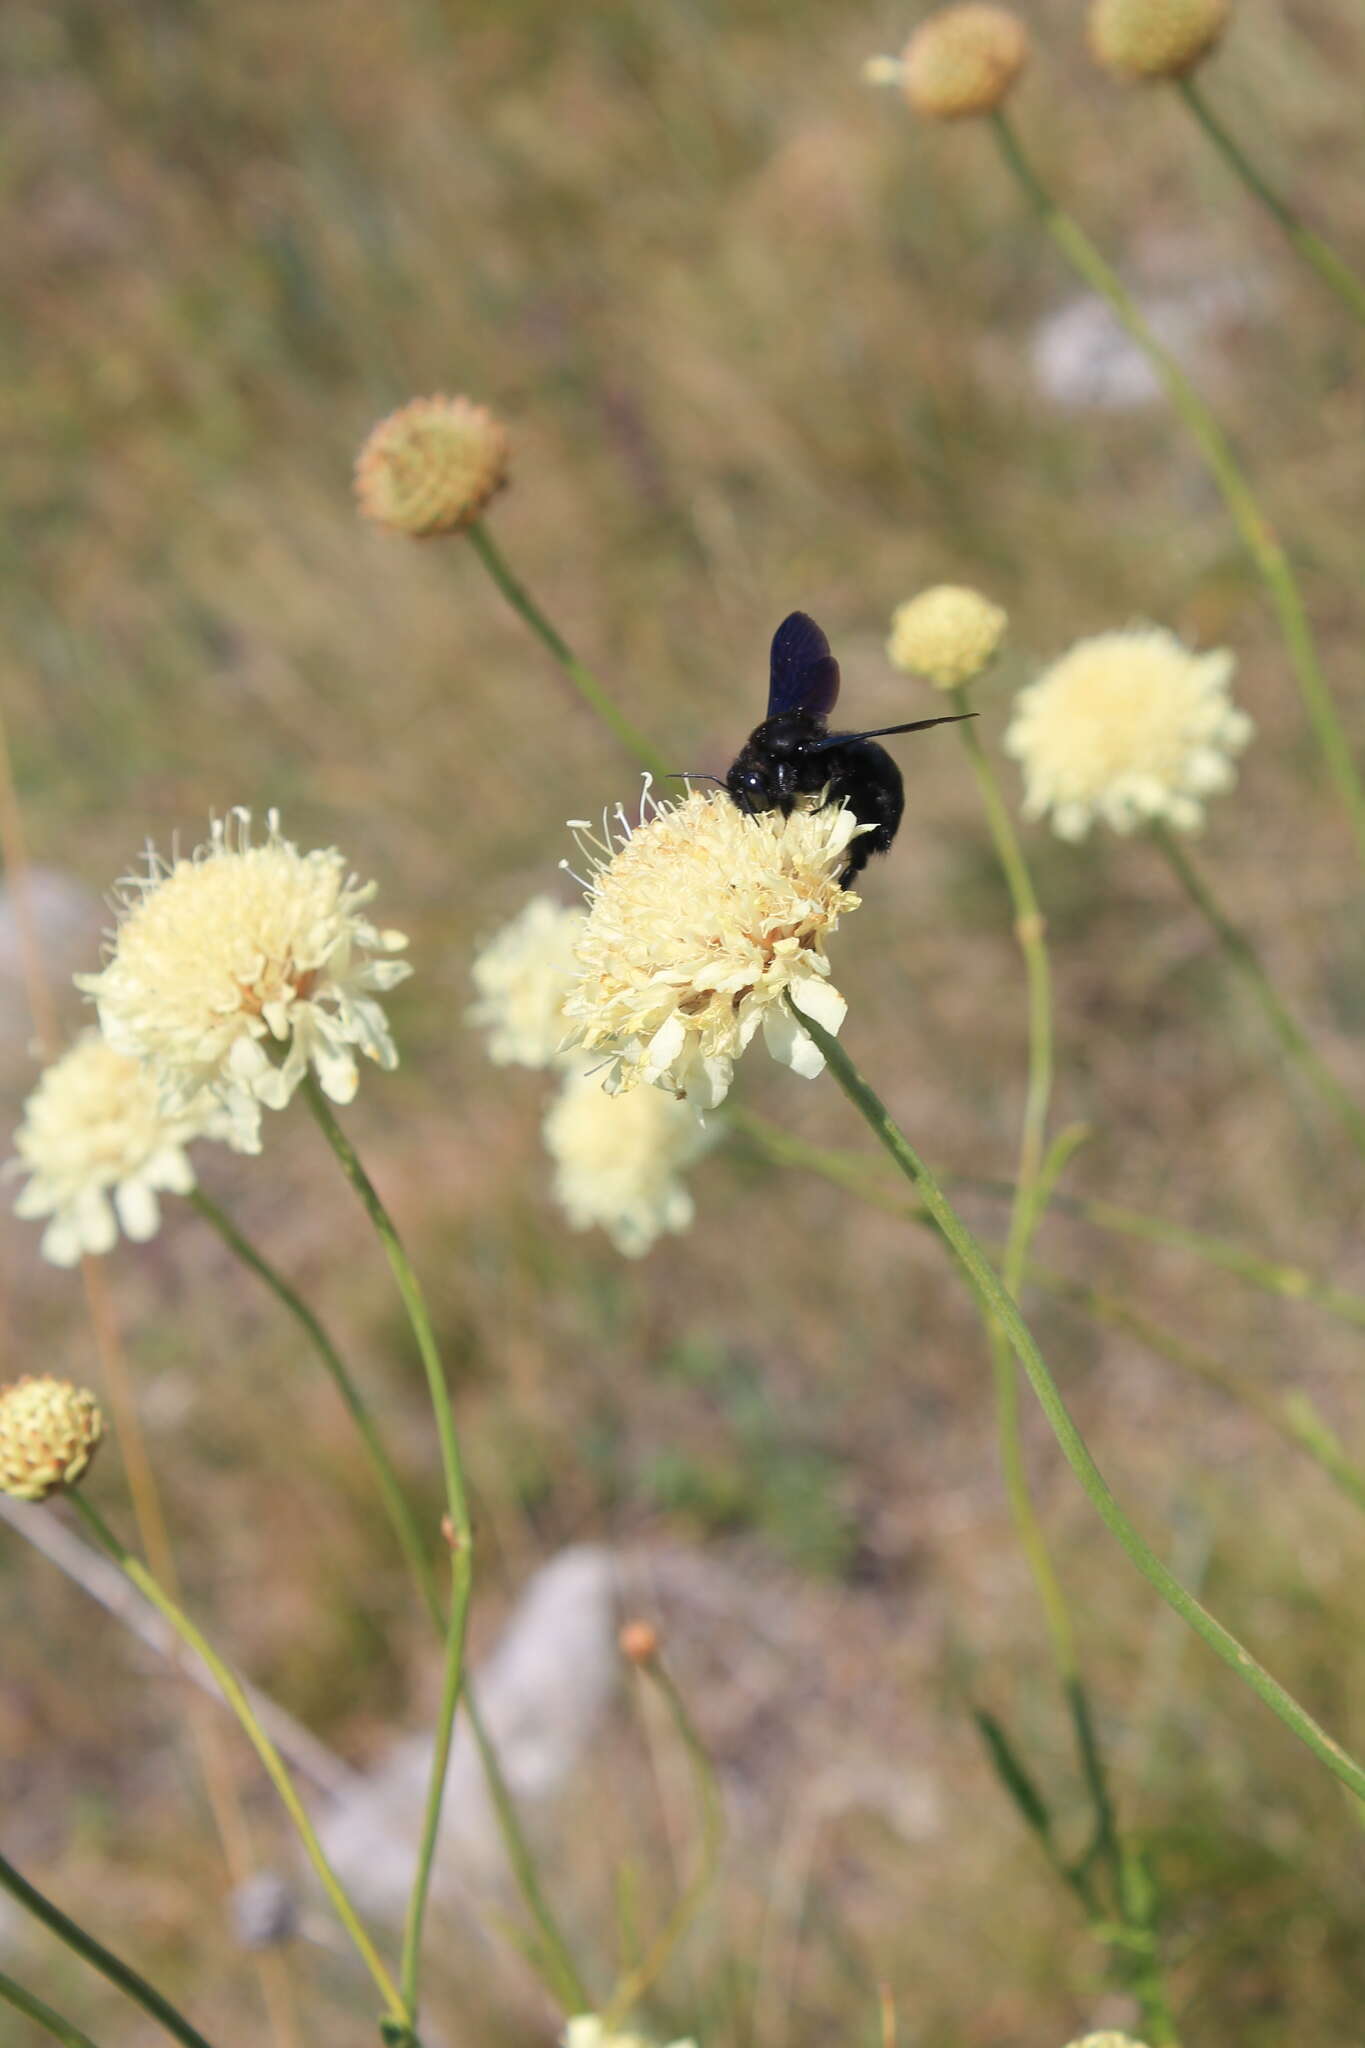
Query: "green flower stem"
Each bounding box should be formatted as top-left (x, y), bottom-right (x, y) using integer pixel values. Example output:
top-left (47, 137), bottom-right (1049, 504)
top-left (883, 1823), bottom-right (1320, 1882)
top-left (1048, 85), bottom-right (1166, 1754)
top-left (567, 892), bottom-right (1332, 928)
top-left (188, 1188), bottom-right (587, 2008)
top-left (988, 109), bottom-right (1365, 872)
top-left (67, 1494), bottom-right (410, 2032)
top-left (602, 1659), bottom-right (724, 2031)
top-left (1176, 77), bottom-right (1365, 331)
top-left (951, 689), bottom-right (1077, 1675)
top-left (0, 1850), bottom-right (215, 2048)
top-left (794, 1001), bottom-right (1365, 1805)
top-left (465, 1688), bottom-right (593, 2012)
top-left (187, 1187), bottom-right (445, 1636)
top-left (1153, 822), bottom-right (1365, 1162)
top-left (468, 523), bottom-right (671, 784)
top-left (301, 1079), bottom-right (472, 2028)
top-left (0, 1968), bottom-right (99, 2048)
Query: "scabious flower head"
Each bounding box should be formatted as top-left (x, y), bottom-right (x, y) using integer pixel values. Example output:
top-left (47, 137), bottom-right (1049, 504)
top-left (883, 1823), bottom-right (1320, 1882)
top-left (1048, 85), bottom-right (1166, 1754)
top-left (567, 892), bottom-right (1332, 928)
top-left (467, 896), bottom-right (585, 1070)
top-left (865, 5), bottom-right (1030, 119)
top-left (354, 394), bottom-right (510, 537)
top-left (563, 2021), bottom-right (696, 2048)
top-left (0, 1378), bottom-right (103, 1501)
top-left (10, 1031), bottom-right (243, 1267)
top-left (77, 810), bottom-right (412, 1145)
top-left (1089, 0), bottom-right (1228, 79)
top-left (559, 785), bottom-right (862, 1109)
top-left (1064, 2035), bottom-right (1152, 2048)
top-left (544, 1061), bottom-right (715, 1258)
top-left (1004, 627), bottom-right (1252, 840)
top-left (887, 585), bottom-right (1008, 690)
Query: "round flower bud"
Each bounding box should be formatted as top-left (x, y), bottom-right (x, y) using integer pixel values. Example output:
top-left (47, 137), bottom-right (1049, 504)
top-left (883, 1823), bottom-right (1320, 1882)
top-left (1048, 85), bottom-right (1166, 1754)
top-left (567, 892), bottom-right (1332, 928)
top-left (887, 585), bottom-right (1007, 690)
top-left (619, 1620), bottom-right (660, 1666)
top-left (354, 395), bottom-right (510, 537)
top-left (900, 5), bottom-right (1030, 119)
top-left (0, 1377), bottom-right (103, 1501)
top-left (1088, 0), bottom-right (1228, 79)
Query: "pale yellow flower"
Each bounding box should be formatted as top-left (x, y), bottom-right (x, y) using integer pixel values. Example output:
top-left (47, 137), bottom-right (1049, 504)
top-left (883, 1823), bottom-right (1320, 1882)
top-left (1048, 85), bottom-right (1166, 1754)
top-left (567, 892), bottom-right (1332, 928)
top-left (1004, 627), bottom-right (1251, 840)
top-left (467, 896), bottom-right (585, 1069)
top-left (0, 1378), bottom-right (103, 1501)
top-left (559, 785), bottom-right (862, 1108)
top-left (1089, 0), bottom-right (1228, 79)
top-left (354, 394), bottom-right (510, 537)
top-left (10, 1031), bottom-right (245, 1267)
top-left (563, 2020), bottom-right (696, 2048)
top-left (544, 1062), bottom-right (715, 1257)
top-left (1064, 2035), bottom-right (1152, 2048)
top-left (865, 5), bottom-right (1030, 119)
top-left (77, 809), bottom-right (411, 1145)
top-left (887, 585), bottom-right (1007, 690)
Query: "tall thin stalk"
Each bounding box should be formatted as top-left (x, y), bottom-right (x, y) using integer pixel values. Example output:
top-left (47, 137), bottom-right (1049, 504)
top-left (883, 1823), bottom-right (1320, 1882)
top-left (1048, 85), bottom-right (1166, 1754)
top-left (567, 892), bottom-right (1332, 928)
top-left (1176, 77), bottom-right (1365, 331)
top-left (0, 1846), bottom-right (219, 2048)
top-left (67, 1496), bottom-right (410, 2035)
top-left (0, 1968), bottom-right (99, 2048)
top-left (793, 1000), bottom-right (1365, 1806)
top-left (301, 1079), bottom-right (472, 2029)
top-left (987, 111), bottom-right (1365, 872)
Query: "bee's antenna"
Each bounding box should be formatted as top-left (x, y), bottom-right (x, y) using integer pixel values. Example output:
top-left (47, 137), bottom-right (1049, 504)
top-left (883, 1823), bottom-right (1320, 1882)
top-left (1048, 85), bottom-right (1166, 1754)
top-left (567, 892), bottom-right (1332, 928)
top-left (808, 712), bottom-right (977, 752)
top-left (666, 772), bottom-right (728, 786)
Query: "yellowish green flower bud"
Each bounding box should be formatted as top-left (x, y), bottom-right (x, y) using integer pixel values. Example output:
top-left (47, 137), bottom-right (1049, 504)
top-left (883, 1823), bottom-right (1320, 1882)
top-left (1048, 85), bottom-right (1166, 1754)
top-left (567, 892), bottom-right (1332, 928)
top-left (354, 394), bottom-right (510, 537)
top-left (1088, 0), bottom-right (1229, 80)
top-left (0, 1377), bottom-right (103, 1501)
top-left (886, 585), bottom-right (1007, 690)
top-left (899, 5), bottom-right (1030, 119)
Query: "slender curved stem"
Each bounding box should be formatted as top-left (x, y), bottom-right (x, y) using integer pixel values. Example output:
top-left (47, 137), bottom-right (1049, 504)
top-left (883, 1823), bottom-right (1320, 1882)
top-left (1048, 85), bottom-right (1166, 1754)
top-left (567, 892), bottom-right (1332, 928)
top-left (67, 1496), bottom-right (409, 2030)
top-left (951, 691), bottom-right (1077, 1673)
top-left (1153, 823), bottom-right (1365, 1162)
top-left (301, 1080), bottom-right (472, 2028)
top-left (602, 1660), bottom-right (724, 2029)
top-left (1177, 78), bottom-right (1365, 330)
top-left (989, 110), bottom-right (1365, 871)
top-left (0, 1846), bottom-right (218, 2048)
top-left (469, 523), bottom-right (671, 783)
top-left (796, 1002), bottom-right (1365, 1804)
top-left (0, 1968), bottom-right (99, 2048)
top-left (187, 1187), bottom-right (445, 1635)
top-left (188, 1186), bottom-right (587, 2004)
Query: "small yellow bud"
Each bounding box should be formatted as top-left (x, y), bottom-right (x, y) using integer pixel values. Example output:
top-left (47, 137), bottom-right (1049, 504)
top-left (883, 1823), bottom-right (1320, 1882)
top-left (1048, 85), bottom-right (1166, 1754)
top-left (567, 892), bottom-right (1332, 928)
top-left (1088, 0), bottom-right (1229, 80)
top-left (887, 584), bottom-right (1007, 689)
top-left (899, 5), bottom-right (1030, 120)
top-left (354, 394), bottom-right (510, 538)
top-left (619, 1620), bottom-right (660, 1667)
top-left (0, 1377), bottom-right (103, 1501)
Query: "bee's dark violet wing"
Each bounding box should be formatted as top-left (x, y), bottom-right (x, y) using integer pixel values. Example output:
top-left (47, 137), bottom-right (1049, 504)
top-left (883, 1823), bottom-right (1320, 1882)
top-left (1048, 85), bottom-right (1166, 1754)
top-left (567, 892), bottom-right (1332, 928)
top-left (766, 610), bottom-right (841, 721)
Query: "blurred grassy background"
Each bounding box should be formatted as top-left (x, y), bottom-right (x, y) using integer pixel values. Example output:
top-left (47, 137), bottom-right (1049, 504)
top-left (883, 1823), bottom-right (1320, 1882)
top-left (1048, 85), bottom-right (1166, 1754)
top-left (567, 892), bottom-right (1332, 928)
top-left (3, 0), bottom-right (1365, 2041)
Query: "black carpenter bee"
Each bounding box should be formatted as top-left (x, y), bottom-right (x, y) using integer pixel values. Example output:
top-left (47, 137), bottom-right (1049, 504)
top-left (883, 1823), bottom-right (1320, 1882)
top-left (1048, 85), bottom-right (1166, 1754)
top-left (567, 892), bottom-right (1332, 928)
top-left (721, 611), bottom-right (975, 879)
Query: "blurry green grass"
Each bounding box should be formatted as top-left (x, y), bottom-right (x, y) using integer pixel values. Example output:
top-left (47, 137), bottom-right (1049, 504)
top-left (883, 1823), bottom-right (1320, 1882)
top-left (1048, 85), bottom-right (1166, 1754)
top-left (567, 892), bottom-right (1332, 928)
top-left (3, 0), bottom-right (1365, 2041)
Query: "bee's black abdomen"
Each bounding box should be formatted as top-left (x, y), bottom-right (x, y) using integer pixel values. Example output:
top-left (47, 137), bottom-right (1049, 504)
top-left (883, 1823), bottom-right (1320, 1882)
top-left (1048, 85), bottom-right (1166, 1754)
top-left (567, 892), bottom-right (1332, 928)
top-left (825, 738), bottom-right (904, 879)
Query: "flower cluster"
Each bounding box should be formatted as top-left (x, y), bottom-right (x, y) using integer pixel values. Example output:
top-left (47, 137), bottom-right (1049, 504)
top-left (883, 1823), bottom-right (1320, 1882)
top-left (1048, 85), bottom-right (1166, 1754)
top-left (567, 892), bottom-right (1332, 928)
top-left (564, 2020), bottom-right (696, 2048)
top-left (560, 786), bottom-right (861, 1108)
top-left (887, 584), bottom-right (1007, 690)
top-left (78, 810), bottom-right (411, 1146)
top-left (466, 894), bottom-right (586, 1070)
top-left (0, 1378), bottom-right (103, 1501)
top-left (1004, 627), bottom-right (1251, 839)
top-left (10, 1031), bottom-right (243, 1266)
top-left (354, 395), bottom-right (510, 537)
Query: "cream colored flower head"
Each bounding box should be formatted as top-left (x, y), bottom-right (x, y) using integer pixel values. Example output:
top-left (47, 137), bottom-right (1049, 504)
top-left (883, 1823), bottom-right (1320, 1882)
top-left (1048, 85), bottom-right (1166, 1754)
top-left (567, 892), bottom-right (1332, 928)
top-left (1004, 627), bottom-right (1251, 840)
top-left (1089, 0), bottom-right (1228, 79)
top-left (559, 784), bottom-right (862, 1109)
top-left (77, 810), bottom-right (411, 1146)
top-left (467, 896), bottom-right (585, 1069)
top-left (10, 1030), bottom-right (246, 1267)
top-left (0, 1377), bottom-right (103, 1501)
top-left (1063, 2035), bottom-right (1152, 2048)
top-left (544, 1061), bottom-right (715, 1258)
top-left (887, 585), bottom-right (1007, 690)
top-left (563, 2020), bottom-right (697, 2048)
top-left (354, 394), bottom-right (509, 538)
top-left (864, 5), bottom-right (1030, 119)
